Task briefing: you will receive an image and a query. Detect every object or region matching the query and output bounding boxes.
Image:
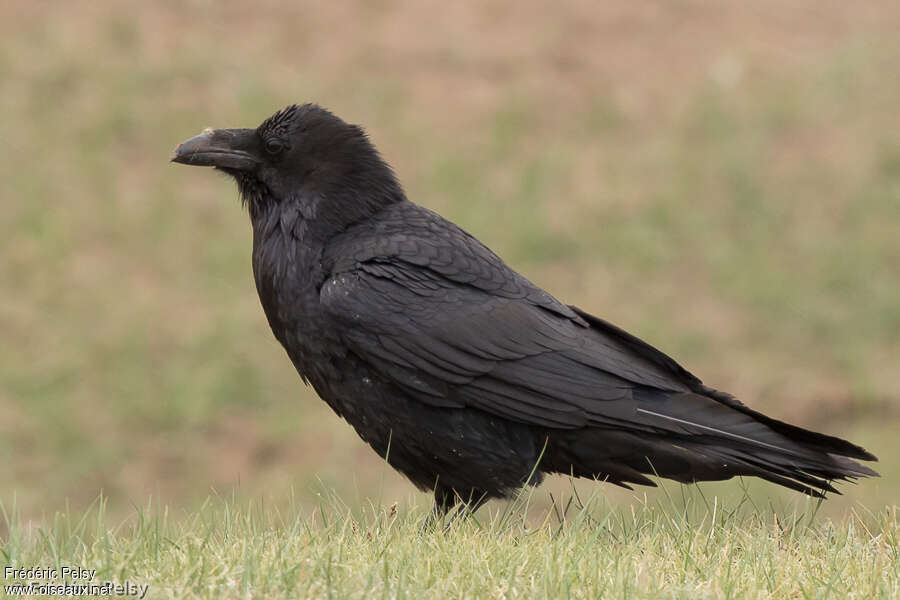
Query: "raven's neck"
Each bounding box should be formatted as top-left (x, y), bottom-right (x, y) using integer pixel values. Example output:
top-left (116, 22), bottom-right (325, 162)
top-left (250, 202), bottom-right (332, 383)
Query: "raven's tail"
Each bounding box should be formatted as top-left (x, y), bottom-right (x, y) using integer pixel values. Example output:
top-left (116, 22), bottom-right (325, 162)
top-left (547, 387), bottom-right (879, 497)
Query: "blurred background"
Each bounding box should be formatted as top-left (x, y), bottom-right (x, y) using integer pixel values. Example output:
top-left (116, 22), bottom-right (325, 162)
top-left (2, 1), bottom-right (898, 525)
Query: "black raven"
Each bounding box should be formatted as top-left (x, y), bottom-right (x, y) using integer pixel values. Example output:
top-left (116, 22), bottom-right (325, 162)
top-left (172, 104), bottom-right (878, 515)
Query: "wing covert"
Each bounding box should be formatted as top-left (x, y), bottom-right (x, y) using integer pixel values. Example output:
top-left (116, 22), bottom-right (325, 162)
top-left (320, 258), bottom-right (693, 429)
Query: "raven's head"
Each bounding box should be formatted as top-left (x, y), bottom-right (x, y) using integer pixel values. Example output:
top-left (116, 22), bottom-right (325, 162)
top-left (172, 104), bottom-right (404, 230)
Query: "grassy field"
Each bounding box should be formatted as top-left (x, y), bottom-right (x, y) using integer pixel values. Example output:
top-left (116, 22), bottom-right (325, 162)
top-left (3, 491), bottom-right (899, 599)
top-left (1, 1), bottom-right (899, 595)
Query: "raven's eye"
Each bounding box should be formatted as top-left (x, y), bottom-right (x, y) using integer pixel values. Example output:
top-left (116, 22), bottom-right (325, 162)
top-left (265, 139), bottom-right (285, 155)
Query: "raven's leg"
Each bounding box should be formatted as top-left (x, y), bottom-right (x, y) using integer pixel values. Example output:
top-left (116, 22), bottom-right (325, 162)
top-left (421, 483), bottom-right (459, 531)
top-left (433, 482), bottom-right (459, 517)
top-left (422, 484), bottom-right (488, 531)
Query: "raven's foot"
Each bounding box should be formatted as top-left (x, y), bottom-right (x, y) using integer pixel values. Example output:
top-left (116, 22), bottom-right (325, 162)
top-left (419, 484), bottom-right (487, 532)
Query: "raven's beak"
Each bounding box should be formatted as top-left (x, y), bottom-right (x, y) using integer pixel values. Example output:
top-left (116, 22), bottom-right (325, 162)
top-left (171, 128), bottom-right (260, 170)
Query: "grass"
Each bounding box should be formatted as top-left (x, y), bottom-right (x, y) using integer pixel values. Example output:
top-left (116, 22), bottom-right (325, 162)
top-left (2, 489), bottom-right (897, 599)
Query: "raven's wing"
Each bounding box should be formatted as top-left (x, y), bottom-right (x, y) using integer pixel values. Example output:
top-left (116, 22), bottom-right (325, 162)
top-left (319, 204), bottom-right (876, 473)
top-left (317, 204), bottom-right (877, 497)
top-left (319, 205), bottom-right (702, 431)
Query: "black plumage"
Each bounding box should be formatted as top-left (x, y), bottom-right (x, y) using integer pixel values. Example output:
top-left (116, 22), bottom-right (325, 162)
top-left (172, 104), bottom-right (878, 515)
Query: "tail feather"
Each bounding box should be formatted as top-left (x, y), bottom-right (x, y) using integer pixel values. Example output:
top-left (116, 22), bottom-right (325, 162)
top-left (696, 384), bottom-right (878, 462)
top-left (548, 387), bottom-right (879, 497)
